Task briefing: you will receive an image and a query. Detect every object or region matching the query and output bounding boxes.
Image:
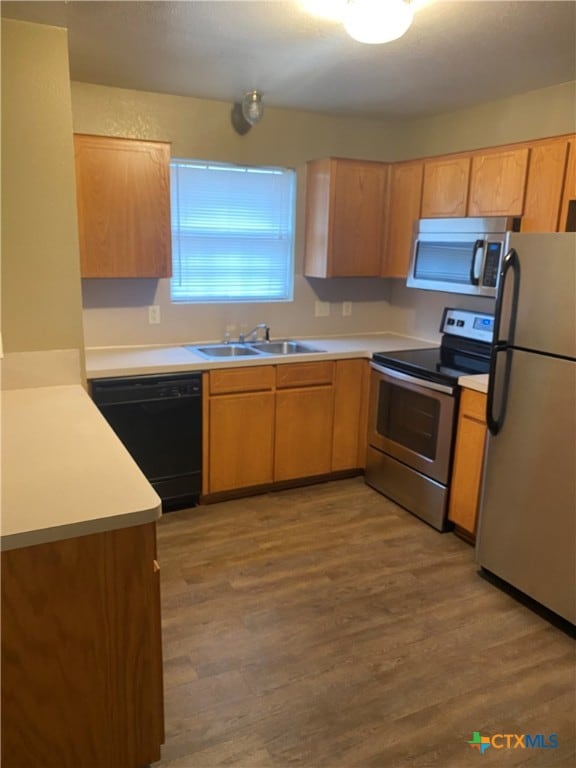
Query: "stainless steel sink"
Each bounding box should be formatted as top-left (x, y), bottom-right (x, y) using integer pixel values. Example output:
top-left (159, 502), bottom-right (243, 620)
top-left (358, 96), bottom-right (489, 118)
top-left (188, 344), bottom-right (263, 359)
top-left (249, 340), bottom-right (323, 355)
top-left (187, 339), bottom-right (324, 359)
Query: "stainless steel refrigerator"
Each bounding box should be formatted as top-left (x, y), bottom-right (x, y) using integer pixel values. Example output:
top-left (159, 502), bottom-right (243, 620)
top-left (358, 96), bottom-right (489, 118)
top-left (476, 232), bottom-right (576, 624)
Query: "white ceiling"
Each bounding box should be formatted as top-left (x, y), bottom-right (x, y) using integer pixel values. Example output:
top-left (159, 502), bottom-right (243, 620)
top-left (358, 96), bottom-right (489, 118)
top-left (3, 1), bottom-right (576, 118)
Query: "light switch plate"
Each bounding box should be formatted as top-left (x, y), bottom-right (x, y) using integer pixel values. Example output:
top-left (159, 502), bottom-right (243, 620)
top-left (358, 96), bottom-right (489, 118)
top-left (342, 302), bottom-right (352, 317)
top-left (148, 305), bottom-right (161, 324)
top-left (315, 300), bottom-right (330, 317)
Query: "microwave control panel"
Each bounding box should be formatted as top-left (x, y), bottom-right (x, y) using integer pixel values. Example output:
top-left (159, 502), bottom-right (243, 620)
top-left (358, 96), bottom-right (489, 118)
top-left (482, 241), bottom-right (503, 287)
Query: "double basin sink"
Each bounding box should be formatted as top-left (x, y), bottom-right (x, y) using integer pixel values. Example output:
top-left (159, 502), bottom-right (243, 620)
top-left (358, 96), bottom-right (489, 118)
top-left (188, 340), bottom-right (324, 359)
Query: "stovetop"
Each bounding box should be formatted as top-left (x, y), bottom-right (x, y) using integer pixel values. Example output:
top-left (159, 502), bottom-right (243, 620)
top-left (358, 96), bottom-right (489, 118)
top-left (372, 346), bottom-right (490, 387)
top-left (372, 307), bottom-right (493, 388)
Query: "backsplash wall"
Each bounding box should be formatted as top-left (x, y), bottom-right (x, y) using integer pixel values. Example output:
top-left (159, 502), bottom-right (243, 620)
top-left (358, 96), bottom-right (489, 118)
top-left (386, 281), bottom-right (495, 343)
top-left (82, 274), bottom-right (395, 348)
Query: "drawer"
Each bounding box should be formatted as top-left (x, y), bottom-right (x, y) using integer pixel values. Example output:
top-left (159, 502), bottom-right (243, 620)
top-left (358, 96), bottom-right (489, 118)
top-left (460, 388), bottom-right (487, 422)
top-left (210, 366), bottom-right (275, 395)
top-left (276, 361), bottom-right (334, 389)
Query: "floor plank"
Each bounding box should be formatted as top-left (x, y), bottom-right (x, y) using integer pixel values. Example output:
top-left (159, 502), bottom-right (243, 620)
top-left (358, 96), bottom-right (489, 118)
top-left (155, 478), bottom-right (575, 767)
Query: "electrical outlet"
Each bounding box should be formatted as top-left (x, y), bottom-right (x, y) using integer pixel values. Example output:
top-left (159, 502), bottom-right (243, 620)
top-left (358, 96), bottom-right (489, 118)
top-left (148, 305), bottom-right (161, 325)
top-left (342, 301), bottom-right (352, 317)
top-left (315, 300), bottom-right (330, 317)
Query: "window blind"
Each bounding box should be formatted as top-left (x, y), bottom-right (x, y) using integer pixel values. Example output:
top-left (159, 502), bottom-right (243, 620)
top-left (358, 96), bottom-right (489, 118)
top-left (170, 160), bottom-right (295, 303)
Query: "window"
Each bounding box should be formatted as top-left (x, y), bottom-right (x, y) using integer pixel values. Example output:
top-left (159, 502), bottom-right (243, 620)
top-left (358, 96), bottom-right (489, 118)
top-left (170, 159), bottom-right (296, 303)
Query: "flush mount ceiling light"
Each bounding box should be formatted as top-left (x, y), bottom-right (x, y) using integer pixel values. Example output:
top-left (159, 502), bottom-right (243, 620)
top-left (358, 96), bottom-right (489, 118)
top-left (301, 0), bottom-right (419, 44)
top-left (343, 0), bottom-right (413, 44)
top-left (231, 90), bottom-right (264, 135)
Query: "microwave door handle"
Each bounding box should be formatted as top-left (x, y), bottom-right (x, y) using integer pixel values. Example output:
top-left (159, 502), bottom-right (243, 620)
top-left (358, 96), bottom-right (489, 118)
top-left (470, 239), bottom-right (484, 285)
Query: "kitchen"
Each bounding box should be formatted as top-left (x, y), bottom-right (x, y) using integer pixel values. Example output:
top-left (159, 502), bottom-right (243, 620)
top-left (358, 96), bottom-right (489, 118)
top-left (1, 2), bottom-right (576, 767)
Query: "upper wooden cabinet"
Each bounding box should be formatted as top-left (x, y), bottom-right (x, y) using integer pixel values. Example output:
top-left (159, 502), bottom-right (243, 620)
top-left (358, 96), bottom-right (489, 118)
top-left (468, 146), bottom-right (529, 217)
top-left (74, 134), bottom-right (172, 278)
top-left (382, 160), bottom-right (423, 278)
top-left (304, 158), bottom-right (389, 277)
top-left (560, 137), bottom-right (576, 232)
top-left (521, 138), bottom-right (571, 232)
top-left (421, 155), bottom-right (470, 218)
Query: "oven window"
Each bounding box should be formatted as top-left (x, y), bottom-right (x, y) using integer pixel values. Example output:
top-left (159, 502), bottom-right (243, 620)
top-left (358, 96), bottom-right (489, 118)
top-left (376, 381), bottom-right (439, 459)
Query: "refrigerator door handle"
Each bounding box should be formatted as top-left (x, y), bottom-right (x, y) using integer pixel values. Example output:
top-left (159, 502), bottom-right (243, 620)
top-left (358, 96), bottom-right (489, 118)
top-left (470, 239), bottom-right (484, 286)
top-left (492, 248), bottom-right (519, 345)
top-left (486, 344), bottom-right (512, 435)
top-left (487, 248), bottom-right (519, 435)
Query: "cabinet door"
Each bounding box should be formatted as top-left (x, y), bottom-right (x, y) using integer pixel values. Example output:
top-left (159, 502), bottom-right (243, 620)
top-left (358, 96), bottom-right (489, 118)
top-left (1, 523), bottom-right (164, 768)
top-left (559, 137), bottom-right (576, 232)
top-left (330, 160), bottom-right (388, 277)
top-left (383, 160), bottom-right (423, 278)
top-left (448, 390), bottom-right (487, 538)
top-left (332, 359), bottom-right (369, 471)
top-left (209, 391), bottom-right (275, 492)
top-left (275, 387), bottom-right (334, 481)
top-left (303, 158), bottom-right (332, 277)
top-left (522, 138), bottom-right (570, 232)
top-left (421, 155), bottom-right (470, 218)
top-left (75, 134), bottom-right (172, 278)
top-left (107, 523), bottom-right (164, 766)
top-left (468, 147), bottom-right (529, 216)
top-left (303, 158), bottom-right (388, 277)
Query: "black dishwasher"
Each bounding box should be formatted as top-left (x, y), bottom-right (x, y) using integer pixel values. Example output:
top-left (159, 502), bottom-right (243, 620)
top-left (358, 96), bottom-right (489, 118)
top-left (91, 372), bottom-right (202, 511)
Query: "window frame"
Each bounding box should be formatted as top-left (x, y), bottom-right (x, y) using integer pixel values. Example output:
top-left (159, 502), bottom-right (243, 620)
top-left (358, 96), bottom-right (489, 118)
top-left (169, 158), bottom-right (296, 304)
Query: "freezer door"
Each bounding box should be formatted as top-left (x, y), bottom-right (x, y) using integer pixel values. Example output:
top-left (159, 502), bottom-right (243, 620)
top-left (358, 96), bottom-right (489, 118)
top-left (506, 233), bottom-right (576, 358)
top-left (476, 349), bottom-right (576, 623)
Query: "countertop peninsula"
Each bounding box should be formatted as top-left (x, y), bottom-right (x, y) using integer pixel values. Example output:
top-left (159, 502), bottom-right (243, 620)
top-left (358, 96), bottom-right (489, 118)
top-left (1, 384), bottom-right (161, 551)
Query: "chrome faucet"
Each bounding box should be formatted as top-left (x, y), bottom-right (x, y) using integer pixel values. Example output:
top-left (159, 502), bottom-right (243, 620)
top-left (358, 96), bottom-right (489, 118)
top-left (239, 323), bottom-right (270, 343)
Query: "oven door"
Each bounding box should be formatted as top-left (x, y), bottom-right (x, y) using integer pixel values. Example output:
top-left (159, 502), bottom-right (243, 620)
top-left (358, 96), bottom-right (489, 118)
top-left (368, 363), bottom-right (455, 484)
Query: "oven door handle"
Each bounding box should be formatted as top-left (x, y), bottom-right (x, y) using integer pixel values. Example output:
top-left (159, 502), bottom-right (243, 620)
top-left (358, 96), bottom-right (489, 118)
top-left (370, 363), bottom-right (455, 395)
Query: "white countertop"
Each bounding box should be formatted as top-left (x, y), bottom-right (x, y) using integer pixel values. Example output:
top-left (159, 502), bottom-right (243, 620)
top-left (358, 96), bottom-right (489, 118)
top-left (458, 373), bottom-right (489, 394)
top-left (1, 385), bottom-right (161, 551)
top-left (85, 333), bottom-right (437, 379)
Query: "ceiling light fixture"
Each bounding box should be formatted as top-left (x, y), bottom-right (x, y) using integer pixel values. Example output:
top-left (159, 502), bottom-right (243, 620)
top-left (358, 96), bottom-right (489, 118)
top-left (301, 0), bottom-right (417, 44)
top-left (343, 0), bottom-right (413, 44)
top-left (231, 90), bottom-right (264, 135)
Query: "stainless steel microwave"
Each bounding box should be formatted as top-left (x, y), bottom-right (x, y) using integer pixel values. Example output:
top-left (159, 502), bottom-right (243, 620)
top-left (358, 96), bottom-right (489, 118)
top-left (407, 216), bottom-right (521, 297)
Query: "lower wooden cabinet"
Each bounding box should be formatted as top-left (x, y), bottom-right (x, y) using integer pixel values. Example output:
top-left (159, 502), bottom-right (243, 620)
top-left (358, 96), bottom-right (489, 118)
top-left (275, 385), bottom-right (334, 481)
top-left (209, 391), bottom-right (275, 492)
top-left (1, 522), bottom-right (164, 768)
top-left (332, 358), bottom-right (369, 471)
top-left (448, 388), bottom-right (488, 540)
top-left (205, 359), bottom-right (369, 495)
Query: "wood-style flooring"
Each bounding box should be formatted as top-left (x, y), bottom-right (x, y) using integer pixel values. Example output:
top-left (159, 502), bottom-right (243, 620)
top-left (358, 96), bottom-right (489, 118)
top-left (155, 478), bottom-right (575, 768)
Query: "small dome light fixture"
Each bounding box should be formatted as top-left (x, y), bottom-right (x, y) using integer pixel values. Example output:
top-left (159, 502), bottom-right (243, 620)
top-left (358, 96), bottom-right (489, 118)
top-left (231, 90), bottom-right (264, 135)
top-left (242, 90), bottom-right (264, 125)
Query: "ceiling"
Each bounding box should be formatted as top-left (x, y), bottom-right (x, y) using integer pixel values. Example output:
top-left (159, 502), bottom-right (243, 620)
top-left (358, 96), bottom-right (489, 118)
top-left (3, 1), bottom-right (576, 118)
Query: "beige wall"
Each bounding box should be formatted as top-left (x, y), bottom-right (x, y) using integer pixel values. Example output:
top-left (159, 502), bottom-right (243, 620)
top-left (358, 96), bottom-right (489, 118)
top-left (73, 78), bottom-right (576, 348)
top-left (395, 80), bottom-right (576, 160)
top-left (74, 82), bottom-right (409, 347)
top-left (1, 19), bottom-right (84, 354)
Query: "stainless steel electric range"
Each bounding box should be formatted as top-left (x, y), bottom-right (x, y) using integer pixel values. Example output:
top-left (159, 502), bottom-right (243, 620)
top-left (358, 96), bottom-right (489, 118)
top-left (366, 308), bottom-right (494, 531)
